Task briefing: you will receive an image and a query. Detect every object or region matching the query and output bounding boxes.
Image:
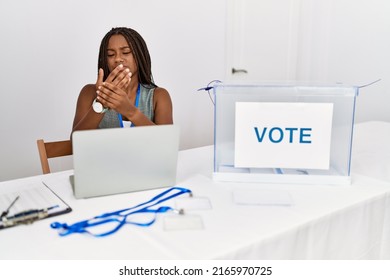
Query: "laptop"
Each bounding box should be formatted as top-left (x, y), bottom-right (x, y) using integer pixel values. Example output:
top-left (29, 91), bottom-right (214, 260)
top-left (71, 125), bottom-right (179, 199)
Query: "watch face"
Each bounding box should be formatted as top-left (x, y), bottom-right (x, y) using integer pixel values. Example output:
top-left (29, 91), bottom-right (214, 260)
top-left (93, 99), bottom-right (104, 113)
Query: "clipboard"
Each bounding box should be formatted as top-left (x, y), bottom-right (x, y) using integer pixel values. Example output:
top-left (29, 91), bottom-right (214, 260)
top-left (0, 181), bottom-right (72, 230)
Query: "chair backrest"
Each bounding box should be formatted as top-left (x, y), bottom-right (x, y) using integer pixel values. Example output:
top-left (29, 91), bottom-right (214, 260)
top-left (37, 139), bottom-right (73, 174)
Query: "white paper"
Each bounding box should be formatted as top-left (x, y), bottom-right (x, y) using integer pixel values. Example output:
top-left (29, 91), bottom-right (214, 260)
top-left (234, 102), bottom-right (333, 170)
top-left (233, 189), bottom-right (293, 206)
top-left (0, 181), bottom-right (71, 228)
top-left (163, 215), bottom-right (204, 231)
top-left (174, 197), bottom-right (212, 210)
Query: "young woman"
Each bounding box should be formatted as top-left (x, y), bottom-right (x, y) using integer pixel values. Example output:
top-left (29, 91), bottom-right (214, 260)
top-left (72, 27), bottom-right (173, 133)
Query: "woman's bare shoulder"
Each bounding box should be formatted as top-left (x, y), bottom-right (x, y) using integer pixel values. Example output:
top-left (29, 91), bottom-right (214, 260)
top-left (78, 84), bottom-right (96, 100)
top-left (81, 84), bottom-right (96, 94)
top-left (153, 87), bottom-right (171, 100)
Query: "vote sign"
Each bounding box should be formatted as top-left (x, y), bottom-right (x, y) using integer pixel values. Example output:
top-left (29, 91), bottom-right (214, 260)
top-left (234, 102), bottom-right (334, 170)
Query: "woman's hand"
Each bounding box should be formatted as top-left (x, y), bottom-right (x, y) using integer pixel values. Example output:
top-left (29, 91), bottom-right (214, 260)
top-left (95, 65), bottom-right (132, 111)
top-left (96, 80), bottom-right (136, 117)
top-left (95, 64), bottom-right (132, 94)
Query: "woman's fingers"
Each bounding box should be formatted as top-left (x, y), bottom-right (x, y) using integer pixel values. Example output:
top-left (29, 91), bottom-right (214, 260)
top-left (105, 64), bottom-right (124, 83)
top-left (95, 68), bottom-right (104, 90)
top-left (112, 67), bottom-right (132, 88)
top-left (96, 83), bottom-right (123, 105)
top-left (105, 65), bottom-right (132, 88)
top-left (96, 82), bottom-right (134, 114)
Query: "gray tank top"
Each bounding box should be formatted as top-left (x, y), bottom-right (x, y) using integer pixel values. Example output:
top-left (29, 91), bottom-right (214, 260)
top-left (98, 84), bottom-right (154, 128)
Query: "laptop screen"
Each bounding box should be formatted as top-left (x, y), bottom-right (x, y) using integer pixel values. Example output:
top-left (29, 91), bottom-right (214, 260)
top-left (71, 125), bottom-right (179, 198)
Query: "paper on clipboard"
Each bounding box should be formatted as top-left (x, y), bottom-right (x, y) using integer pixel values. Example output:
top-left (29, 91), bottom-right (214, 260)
top-left (0, 181), bottom-right (71, 229)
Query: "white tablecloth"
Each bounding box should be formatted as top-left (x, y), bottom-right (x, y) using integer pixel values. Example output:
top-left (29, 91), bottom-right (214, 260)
top-left (0, 121), bottom-right (389, 259)
top-left (352, 121), bottom-right (390, 182)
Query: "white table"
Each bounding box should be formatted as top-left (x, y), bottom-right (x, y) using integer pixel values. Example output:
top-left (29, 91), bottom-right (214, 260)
top-left (1, 121), bottom-right (390, 260)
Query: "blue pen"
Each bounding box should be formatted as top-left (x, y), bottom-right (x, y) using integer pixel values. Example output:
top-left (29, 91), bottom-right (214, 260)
top-left (2, 205), bottom-right (59, 227)
top-left (7, 205), bottom-right (59, 219)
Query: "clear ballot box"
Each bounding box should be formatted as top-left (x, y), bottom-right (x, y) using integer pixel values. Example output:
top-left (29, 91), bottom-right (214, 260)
top-left (213, 82), bottom-right (359, 185)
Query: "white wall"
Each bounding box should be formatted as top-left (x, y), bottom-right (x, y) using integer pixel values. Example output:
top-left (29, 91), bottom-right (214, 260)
top-left (0, 0), bottom-right (226, 181)
top-left (225, 0), bottom-right (390, 125)
top-left (295, 0), bottom-right (390, 123)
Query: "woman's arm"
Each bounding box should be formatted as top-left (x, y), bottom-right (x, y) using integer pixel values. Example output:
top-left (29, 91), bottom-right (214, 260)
top-left (152, 87), bottom-right (173, 125)
top-left (114, 86), bottom-right (173, 126)
top-left (71, 66), bottom-right (132, 135)
top-left (71, 84), bottom-right (104, 134)
top-left (96, 84), bottom-right (173, 126)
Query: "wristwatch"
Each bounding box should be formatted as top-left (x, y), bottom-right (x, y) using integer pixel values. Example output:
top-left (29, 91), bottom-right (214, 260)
top-left (92, 98), bottom-right (108, 114)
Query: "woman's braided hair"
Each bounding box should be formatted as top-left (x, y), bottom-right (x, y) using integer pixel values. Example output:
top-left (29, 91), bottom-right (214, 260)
top-left (98, 27), bottom-right (156, 87)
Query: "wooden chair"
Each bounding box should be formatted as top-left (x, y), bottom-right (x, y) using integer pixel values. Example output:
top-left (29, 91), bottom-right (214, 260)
top-left (37, 139), bottom-right (73, 174)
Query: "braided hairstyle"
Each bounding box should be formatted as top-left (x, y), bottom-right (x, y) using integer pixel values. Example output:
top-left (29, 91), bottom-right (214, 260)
top-left (98, 27), bottom-right (156, 88)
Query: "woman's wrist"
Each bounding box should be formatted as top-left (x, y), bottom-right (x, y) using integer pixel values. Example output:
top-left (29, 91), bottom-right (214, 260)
top-left (124, 107), bottom-right (140, 123)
